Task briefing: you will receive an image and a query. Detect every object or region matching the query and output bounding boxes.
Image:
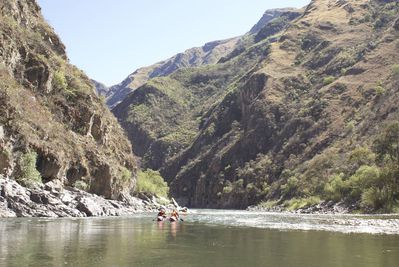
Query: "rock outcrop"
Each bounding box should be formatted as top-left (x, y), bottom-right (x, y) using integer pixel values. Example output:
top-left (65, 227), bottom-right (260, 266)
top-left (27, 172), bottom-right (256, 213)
top-left (0, 0), bottom-right (137, 203)
top-left (0, 177), bottom-right (148, 217)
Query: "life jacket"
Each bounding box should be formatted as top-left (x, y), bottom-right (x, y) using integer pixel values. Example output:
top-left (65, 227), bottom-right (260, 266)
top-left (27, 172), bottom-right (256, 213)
top-left (158, 210), bottom-right (166, 217)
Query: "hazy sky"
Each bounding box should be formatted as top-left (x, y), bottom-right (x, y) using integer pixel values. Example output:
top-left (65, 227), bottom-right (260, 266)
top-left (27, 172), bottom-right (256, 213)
top-left (38, 0), bottom-right (310, 86)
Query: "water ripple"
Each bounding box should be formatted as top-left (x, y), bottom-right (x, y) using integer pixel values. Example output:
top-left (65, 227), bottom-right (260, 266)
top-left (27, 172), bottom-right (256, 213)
top-left (185, 210), bottom-right (399, 235)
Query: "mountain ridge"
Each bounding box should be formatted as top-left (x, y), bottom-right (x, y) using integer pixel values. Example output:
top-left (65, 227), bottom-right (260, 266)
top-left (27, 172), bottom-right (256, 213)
top-left (95, 8), bottom-right (297, 108)
top-left (112, 0), bottom-right (399, 211)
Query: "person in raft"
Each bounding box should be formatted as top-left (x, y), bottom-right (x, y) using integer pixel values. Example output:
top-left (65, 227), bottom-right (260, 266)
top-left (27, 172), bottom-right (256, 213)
top-left (157, 208), bottom-right (167, 221)
top-left (169, 209), bottom-right (180, 222)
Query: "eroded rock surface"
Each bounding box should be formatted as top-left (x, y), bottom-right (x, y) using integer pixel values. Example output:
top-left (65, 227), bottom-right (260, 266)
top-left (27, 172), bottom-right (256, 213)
top-left (0, 178), bottom-right (151, 218)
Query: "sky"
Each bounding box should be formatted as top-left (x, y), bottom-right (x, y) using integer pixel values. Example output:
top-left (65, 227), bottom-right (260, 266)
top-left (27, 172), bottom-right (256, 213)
top-left (38, 0), bottom-right (310, 86)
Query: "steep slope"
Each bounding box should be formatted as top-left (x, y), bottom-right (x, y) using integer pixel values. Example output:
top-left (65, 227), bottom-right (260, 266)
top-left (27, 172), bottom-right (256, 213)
top-left (99, 8), bottom-right (294, 108)
top-left (162, 0), bottom-right (399, 209)
top-left (91, 79), bottom-right (109, 97)
top-left (104, 37), bottom-right (239, 108)
top-left (0, 0), bottom-right (136, 199)
top-left (112, 9), bottom-right (303, 171)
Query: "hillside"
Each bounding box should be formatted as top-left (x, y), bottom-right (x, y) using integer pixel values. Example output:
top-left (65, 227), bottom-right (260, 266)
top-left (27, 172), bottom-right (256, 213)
top-left (0, 0), bottom-right (136, 200)
top-left (112, 9), bottom-right (302, 170)
top-left (113, 0), bottom-right (399, 212)
top-left (97, 8), bottom-right (295, 108)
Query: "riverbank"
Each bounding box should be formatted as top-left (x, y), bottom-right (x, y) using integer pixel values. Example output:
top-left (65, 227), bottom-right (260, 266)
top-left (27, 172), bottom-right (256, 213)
top-left (247, 200), bottom-right (358, 214)
top-left (0, 178), bottom-right (171, 218)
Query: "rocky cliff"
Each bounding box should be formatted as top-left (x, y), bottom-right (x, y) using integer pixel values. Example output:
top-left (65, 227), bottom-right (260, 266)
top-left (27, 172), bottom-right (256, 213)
top-left (0, 0), bottom-right (137, 200)
top-left (113, 0), bottom-right (399, 211)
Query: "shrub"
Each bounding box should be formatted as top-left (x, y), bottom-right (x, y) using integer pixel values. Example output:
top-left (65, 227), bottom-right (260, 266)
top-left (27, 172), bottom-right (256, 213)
top-left (373, 122), bottom-right (399, 164)
top-left (347, 165), bottom-right (380, 199)
top-left (348, 147), bottom-right (376, 172)
top-left (284, 196), bottom-right (321, 210)
top-left (222, 185), bottom-right (233, 194)
top-left (361, 187), bottom-right (385, 210)
top-left (323, 173), bottom-right (347, 202)
top-left (375, 85), bottom-right (385, 96)
top-left (136, 169), bottom-right (169, 197)
top-left (53, 71), bottom-right (67, 90)
top-left (16, 151), bottom-right (42, 187)
top-left (323, 76), bottom-right (335, 86)
top-left (281, 176), bottom-right (299, 196)
top-left (120, 167), bottom-right (132, 183)
top-left (74, 180), bottom-right (88, 191)
top-left (392, 64), bottom-right (399, 78)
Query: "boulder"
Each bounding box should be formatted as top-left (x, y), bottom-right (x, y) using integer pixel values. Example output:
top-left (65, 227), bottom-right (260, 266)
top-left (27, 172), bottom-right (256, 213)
top-left (76, 197), bottom-right (104, 216)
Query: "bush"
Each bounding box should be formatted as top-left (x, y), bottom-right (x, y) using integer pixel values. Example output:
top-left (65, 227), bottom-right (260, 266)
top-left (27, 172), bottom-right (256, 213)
top-left (120, 167), bottom-right (132, 183)
top-left (74, 180), bottom-right (88, 191)
top-left (284, 196), bottom-right (321, 210)
top-left (373, 122), bottom-right (399, 164)
top-left (361, 187), bottom-right (385, 210)
top-left (348, 147), bottom-right (376, 172)
top-left (323, 76), bottom-right (335, 85)
top-left (347, 165), bottom-right (380, 199)
top-left (136, 169), bottom-right (169, 197)
top-left (375, 85), bottom-right (385, 96)
top-left (392, 64), bottom-right (399, 78)
top-left (53, 71), bottom-right (67, 90)
top-left (323, 173), bottom-right (347, 202)
top-left (281, 176), bottom-right (299, 196)
top-left (16, 151), bottom-right (42, 187)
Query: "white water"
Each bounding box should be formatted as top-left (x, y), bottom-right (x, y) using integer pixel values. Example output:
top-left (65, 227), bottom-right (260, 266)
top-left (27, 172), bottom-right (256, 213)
top-left (185, 210), bottom-right (399, 235)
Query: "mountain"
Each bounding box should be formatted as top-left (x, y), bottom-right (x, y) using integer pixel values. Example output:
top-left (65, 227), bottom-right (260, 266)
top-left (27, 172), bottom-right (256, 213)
top-left (0, 0), bottom-right (137, 199)
top-left (113, 0), bottom-right (399, 211)
top-left (91, 79), bottom-right (109, 97)
top-left (95, 9), bottom-right (293, 108)
top-left (111, 8), bottom-right (302, 183)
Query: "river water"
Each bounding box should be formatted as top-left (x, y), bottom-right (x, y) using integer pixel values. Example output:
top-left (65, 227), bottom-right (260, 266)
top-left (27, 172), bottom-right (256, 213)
top-left (1, 210), bottom-right (399, 267)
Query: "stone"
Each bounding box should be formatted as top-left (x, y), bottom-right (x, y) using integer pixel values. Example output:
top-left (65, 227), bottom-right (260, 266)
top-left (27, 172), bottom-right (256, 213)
top-left (0, 178), bottom-right (152, 218)
top-left (44, 180), bottom-right (63, 193)
top-left (0, 125), bottom-right (4, 140)
top-left (76, 197), bottom-right (104, 217)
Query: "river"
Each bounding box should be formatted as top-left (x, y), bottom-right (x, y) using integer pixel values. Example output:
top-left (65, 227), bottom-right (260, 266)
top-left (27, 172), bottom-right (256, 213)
top-left (1, 210), bottom-right (399, 267)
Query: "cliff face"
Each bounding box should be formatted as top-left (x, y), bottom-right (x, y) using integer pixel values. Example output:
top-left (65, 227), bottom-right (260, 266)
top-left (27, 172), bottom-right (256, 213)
top-left (0, 0), bottom-right (137, 199)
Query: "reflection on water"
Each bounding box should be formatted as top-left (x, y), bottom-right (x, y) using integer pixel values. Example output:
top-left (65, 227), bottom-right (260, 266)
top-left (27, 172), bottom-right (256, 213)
top-left (0, 211), bottom-right (399, 267)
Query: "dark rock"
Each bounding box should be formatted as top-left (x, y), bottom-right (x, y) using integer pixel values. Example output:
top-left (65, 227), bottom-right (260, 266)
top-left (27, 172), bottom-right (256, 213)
top-left (394, 18), bottom-right (399, 31)
top-left (30, 191), bottom-right (50, 204)
top-left (345, 68), bottom-right (366, 75)
top-left (317, 22), bottom-right (336, 31)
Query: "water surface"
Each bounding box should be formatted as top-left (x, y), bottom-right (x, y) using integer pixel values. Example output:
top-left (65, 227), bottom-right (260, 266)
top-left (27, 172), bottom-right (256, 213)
top-left (1, 210), bottom-right (399, 267)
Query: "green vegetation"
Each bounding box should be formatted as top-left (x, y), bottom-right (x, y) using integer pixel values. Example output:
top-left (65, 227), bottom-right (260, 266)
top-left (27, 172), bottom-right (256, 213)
top-left (52, 71), bottom-right (68, 90)
top-left (16, 151), bottom-right (42, 188)
top-left (120, 167), bottom-right (132, 183)
top-left (392, 64), bottom-right (399, 78)
top-left (284, 197), bottom-right (321, 211)
top-left (136, 169), bottom-right (169, 197)
top-left (375, 85), bottom-right (385, 96)
top-left (73, 180), bottom-right (88, 191)
top-left (323, 76), bottom-right (335, 86)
